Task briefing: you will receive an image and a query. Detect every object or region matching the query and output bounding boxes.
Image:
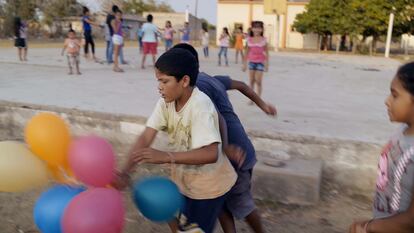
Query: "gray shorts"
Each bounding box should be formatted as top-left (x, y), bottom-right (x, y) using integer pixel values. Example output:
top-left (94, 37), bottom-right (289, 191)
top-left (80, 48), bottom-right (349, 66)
top-left (225, 168), bottom-right (256, 219)
top-left (66, 54), bottom-right (79, 67)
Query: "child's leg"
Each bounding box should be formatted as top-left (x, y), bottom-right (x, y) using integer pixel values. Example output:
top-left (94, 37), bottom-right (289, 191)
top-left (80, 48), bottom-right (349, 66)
top-left (141, 53), bottom-right (147, 69)
top-left (245, 209), bottom-right (265, 233)
top-left (255, 71), bottom-right (264, 97)
top-left (113, 45), bottom-right (123, 72)
top-left (84, 40), bottom-right (89, 58)
top-left (91, 38), bottom-right (95, 58)
top-left (225, 169), bottom-right (264, 233)
top-left (235, 50), bottom-right (239, 64)
top-left (18, 48), bottom-right (23, 61)
top-left (206, 46), bottom-right (209, 57)
top-left (218, 47), bottom-right (223, 65)
top-left (67, 55), bottom-right (73, 74)
top-left (249, 69), bottom-right (256, 92)
top-left (179, 195), bottom-right (227, 233)
top-left (224, 47), bottom-right (228, 66)
top-left (219, 207), bottom-right (236, 233)
top-left (75, 55), bottom-right (81, 74)
top-left (24, 48), bottom-right (28, 61)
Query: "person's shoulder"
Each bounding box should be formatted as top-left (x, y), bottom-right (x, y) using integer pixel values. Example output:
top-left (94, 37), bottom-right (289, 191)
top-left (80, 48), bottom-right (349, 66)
top-left (191, 88), bottom-right (215, 112)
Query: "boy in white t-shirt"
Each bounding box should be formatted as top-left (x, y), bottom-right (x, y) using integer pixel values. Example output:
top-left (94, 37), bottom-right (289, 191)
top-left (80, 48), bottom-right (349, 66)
top-left (119, 48), bottom-right (237, 233)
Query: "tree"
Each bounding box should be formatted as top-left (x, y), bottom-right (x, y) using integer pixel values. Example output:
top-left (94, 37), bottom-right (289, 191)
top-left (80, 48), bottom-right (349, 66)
top-left (123, 0), bottom-right (174, 15)
top-left (293, 0), bottom-right (336, 50)
top-left (39, 0), bottom-right (81, 37)
top-left (1, 0), bottom-right (37, 37)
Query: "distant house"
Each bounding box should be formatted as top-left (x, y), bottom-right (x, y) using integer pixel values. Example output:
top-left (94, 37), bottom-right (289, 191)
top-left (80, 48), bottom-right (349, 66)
top-left (142, 11), bottom-right (212, 44)
top-left (217, 0), bottom-right (318, 49)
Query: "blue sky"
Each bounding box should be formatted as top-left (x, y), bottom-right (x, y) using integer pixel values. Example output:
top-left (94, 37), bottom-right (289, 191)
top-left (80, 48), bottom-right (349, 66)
top-left (163, 0), bottom-right (217, 24)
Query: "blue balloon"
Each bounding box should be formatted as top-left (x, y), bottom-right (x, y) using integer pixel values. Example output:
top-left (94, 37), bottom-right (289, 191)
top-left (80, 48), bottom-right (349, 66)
top-left (132, 176), bottom-right (184, 222)
top-left (34, 185), bottom-right (85, 233)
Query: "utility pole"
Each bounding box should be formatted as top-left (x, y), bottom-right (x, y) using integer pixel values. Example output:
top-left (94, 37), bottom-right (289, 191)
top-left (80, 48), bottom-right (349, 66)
top-left (385, 12), bottom-right (395, 58)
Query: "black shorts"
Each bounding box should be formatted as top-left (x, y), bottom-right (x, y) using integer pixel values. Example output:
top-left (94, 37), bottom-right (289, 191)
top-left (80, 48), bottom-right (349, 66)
top-left (15, 38), bottom-right (26, 48)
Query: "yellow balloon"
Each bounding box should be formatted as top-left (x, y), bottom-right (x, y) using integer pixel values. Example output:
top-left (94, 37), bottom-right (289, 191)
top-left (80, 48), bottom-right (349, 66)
top-left (0, 141), bottom-right (50, 192)
top-left (25, 112), bottom-right (71, 166)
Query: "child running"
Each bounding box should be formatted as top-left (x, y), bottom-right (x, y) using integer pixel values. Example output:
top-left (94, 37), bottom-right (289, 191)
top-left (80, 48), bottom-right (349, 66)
top-left (243, 21), bottom-right (269, 99)
top-left (119, 48), bottom-right (237, 233)
top-left (218, 27), bottom-right (230, 66)
top-left (349, 62), bottom-right (414, 233)
top-left (62, 29), bottom-right (81, 75)
top-left (174, 43), bottom-right (276, 233)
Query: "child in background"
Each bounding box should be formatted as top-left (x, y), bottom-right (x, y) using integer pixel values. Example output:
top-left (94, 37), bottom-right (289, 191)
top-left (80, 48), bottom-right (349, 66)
top-left (243, 21), bottom-right (269, 99)
top-left (62, 29), bottom-right (81, 75)
top-left (200, 26), bottom-right (209, 58)
top-left (234, 26), bottom-right (244, 64)
top-left (111, 9), bottom-right (124, 72)
top-left (349, 62), bottom-right (414, 233)
top-left (14, 17), bottom-right (28, 62)
top-left (163, 20), bottom-right (175, 51)
top-left (180, 22), bottom-right (191, 44)
top-left (218, 27), bottom-right (230, 66)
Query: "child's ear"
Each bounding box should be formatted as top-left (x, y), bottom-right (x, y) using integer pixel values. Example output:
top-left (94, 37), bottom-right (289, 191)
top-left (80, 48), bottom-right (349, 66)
top-left (182, 75), bottom-right (190, 87)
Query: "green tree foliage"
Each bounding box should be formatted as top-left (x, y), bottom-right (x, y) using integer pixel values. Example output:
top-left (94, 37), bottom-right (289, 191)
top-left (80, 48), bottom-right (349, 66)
top-left (123, 0), bottom-right (174, 14)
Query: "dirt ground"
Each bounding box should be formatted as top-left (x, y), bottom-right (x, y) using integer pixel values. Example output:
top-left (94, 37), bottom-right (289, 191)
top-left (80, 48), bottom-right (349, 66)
top-left (0, 179), bottom-right (372, 233)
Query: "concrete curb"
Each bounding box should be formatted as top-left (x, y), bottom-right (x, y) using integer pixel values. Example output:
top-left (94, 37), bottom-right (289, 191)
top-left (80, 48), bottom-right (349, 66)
top-left (0, 100), bottom-right (380, 200)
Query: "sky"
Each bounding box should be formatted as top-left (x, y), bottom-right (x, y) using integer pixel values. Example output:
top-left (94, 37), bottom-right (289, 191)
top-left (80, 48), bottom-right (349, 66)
top-left (164, 0), bottom-right (217, 25)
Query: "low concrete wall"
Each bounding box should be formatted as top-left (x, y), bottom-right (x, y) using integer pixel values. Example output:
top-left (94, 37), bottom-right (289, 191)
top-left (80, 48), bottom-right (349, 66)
top-left (0, 100), bottom-right (380, 199)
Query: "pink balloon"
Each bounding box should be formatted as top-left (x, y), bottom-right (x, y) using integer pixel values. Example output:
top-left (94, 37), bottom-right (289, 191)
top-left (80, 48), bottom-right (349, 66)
top-left (69, 136), bottom-right (115, 187)
top-left (62, 188), bottom-right (125, 233)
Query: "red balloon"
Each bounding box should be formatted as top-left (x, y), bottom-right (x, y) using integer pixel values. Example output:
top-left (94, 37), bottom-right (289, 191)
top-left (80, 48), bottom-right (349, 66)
top-left (68, 136), bottom-right (115, 187)
top-left (62, 188), bottom-right (125, 233)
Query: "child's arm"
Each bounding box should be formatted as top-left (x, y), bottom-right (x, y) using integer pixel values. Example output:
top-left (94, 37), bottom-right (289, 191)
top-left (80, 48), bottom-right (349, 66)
top-left (61, 40), bottom-right (67, 56)
top-left (218, 113), bottom-right (245, 168)
top-left (230, 79), bottom-right (277, 116)
top-left (132, 143), bottom-right (219, 165)
top-left (350, 196), bottom-right (414, 233)
top-left (264, 41), bottom-right (269, 72)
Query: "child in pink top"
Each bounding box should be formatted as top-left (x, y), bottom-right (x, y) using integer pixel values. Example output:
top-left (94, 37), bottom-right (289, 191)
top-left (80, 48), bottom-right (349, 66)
top-left (243, 21), bottom-right (269, 99)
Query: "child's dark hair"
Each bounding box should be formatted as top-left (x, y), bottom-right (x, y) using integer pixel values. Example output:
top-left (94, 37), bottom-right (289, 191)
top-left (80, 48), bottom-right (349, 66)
top-left (147, 14), bottom-right (153, 22)
top-left (14, 17), bottom-right (22, 38)
top-left (112, 5), bottom-right (119, 13)
top-left (173, 43), bottom-right (199, 64)
top-left (83, 6), bottom-right (89, 15)
top-left (250, 21), bottom-right (264, 37)
top-left (155, 48), bottom-right (199, 86)
top-left (223, 27), bottom-right (230, 36)
top-left (68, 29), bottom-right (75, 34)
top-left (397, 62), bottom-right (414, 96)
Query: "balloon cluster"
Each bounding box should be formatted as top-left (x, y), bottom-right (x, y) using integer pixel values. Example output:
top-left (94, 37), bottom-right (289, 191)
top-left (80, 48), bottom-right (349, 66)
top-left (0, 112), bottom-right (184, 233)
top-left (1, 112), bottom-right (124, 233)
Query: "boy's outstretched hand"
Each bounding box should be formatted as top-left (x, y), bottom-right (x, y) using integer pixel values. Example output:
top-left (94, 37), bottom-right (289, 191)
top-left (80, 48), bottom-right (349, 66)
top-left (132, 148), bottom-right (169, 165)
top-left (262, 103), bottom-right (277, 116)
top-left (224, 145), bottom-right (246, 169)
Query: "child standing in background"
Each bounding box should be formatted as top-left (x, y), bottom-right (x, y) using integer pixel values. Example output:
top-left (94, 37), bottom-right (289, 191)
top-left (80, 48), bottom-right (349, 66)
top-left (62, 29), bottom-right (81, 75)
top-left (218, 27), bottom-right (230, 67)
top-left (243, 21), bottom-right (269, 99)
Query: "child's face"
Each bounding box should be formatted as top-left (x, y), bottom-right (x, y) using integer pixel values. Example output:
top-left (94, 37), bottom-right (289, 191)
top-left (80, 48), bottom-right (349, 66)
top-left (68, 32), bottom-right (75, 39)
top-left (155, 68), bottom-right (190, 103)
top-left (116, 12), bottom-right (122, 20)
top-left (385, 77), bottom-right (414, 123)
top-left (252, 26), bottom-right (263, 36)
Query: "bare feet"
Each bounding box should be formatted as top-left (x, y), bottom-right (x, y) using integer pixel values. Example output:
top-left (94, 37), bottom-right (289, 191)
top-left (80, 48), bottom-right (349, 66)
top-left (68, 71), bottom-right (73, 75)
top-left (113, 67), bottom-right (124, 72)
top-left (76, 71), bottom-right (82, 75)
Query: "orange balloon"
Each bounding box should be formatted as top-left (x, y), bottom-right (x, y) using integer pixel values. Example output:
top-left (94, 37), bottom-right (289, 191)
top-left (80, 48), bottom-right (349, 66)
top-left (25, 113), bottom-right (71, 166)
